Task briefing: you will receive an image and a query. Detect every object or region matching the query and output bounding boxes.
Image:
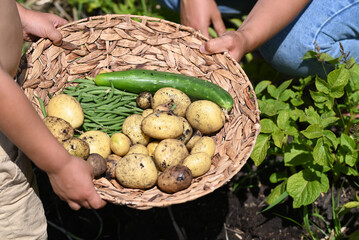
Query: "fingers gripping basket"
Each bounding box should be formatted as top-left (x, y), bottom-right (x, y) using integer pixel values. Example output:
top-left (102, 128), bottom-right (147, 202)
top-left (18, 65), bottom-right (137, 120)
top-left (17, 14), bottom-right (261, 210)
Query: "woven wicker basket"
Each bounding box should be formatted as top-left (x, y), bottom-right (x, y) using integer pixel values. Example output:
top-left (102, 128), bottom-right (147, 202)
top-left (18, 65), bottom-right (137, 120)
top-left (17, 14), bottom-right (261, 210)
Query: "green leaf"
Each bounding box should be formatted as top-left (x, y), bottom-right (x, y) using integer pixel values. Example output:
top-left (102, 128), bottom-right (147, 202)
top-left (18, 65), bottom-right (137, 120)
top-left (302, 50), bottom-right (318, 60)
top-left (258, 99), bottom-right (289, 116)
top-left (333, 163), bottom-right (359, 176)
top-left (272, 129), bottom-right (286, 148)
top-left (279, 89), bottom-right (295, 102)
top-left (343, 201), bottom-right (359, 209)
top-left (260, 119), bottom-right (278, 133)
top-left (277, 110), bottom-right (291, 130)
top-left (284, 144), bottom-right (312, 166)
top-left (310, 90), bottom-right (328, 103)
top-left (290, 95), bottom-right (304, 106)
top-left (321, 116), bottom-right (339, 128)
top-left (269, 171), bottom-right (287, 183)
top-left (250, 134), bottom-right (271, 166)
top-left (327, 68), bottom-right (349, 98)
top-left (301, 124), bottom-right (323, 139)
top-left (348, 64), bottom-right (359, 91)
top-left (315, 76), bottom-right (330, 94)
top-left (313, 139), bottom-right (334, 167)
top-left (267, 84), bottom-right (279, 99)
top-left (293, 76), bottom-right (313, 91)
top-left (265, 181), bottom-right (287, 205)
top-left (255, 80), bottom-right (271, 95)
top-left (323, 130), bottom-right (338, 149)
top-left (278, 79), bottom-right (293, 93)
top-left (337, 134), bottom-right (358, 166)
top-left (340, 133), bottom-right (356, 151)
top-left (287, 169), bottom-right (329, 208)
top-left (301, 107), bottom-right (322, 125)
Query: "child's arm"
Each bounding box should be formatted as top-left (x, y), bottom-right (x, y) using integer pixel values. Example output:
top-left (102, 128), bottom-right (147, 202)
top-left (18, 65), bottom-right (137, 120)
top-left (0, 1), bottom-right (106, 210)
top-left (180, 0), bottom-right (226, 38)
top-left (200, 0), bottom-right (311, 62)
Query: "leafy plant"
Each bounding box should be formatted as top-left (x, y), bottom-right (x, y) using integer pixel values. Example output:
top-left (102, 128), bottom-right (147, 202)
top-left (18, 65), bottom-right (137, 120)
top-left (250, 47), bottom-right (359, 238)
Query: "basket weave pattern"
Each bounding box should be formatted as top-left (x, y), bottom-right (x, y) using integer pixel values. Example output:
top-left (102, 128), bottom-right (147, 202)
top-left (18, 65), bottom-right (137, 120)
top-left (17, 14), bottom-right (261, 210)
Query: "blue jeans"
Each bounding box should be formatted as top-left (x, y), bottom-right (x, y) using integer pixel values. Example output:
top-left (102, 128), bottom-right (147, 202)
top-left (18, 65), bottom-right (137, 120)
top-left (155, 0), bottom-right (359, 77)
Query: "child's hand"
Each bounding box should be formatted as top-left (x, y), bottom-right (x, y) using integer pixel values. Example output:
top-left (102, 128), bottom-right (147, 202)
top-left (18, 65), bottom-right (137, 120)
top-left (180, 0), bottom-right (226, 38)
top-left (47, 155), bottom-right (107, 210)
top-left (200, 30), bottom-right (249, 62)
top-left (17, 3), bottom-right (68, 45)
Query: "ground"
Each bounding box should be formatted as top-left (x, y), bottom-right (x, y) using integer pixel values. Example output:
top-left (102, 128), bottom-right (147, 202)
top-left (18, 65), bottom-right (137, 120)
top-left (36, 163), bottom-right (306, 240)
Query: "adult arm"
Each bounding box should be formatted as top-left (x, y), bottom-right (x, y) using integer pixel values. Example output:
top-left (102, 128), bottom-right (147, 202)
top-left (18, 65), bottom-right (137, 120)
top-left (16, 2), bottom-right (68, 45)
top-left (180, 0), bottom-right (226, 38)
top-left (200, 0), bottom-right (311, 62)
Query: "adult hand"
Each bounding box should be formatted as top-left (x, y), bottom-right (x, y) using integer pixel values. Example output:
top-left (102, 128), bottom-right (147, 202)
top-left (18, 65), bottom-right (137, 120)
top-left (47, 155), bottom-right (107, 210)
top-left (180, 0), bottom-right (226, 38)
top-left (200, 30), bottom-right (250, 62)
top-left (16, 3), bottom-right (68, 45)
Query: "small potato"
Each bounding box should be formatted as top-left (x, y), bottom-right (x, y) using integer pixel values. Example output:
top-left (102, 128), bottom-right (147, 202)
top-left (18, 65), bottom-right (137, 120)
top-left (116, 153), bottom-right (158, 189)
top-left (157, 165), bottom-right (193, 193)
top-left (177, 117), bottom-right (193, 144)
top-left (110, 132), bottom-right (131, 156)
top-left (44, 116), bottom-right (74, 143)
top-left (127, 144), bottom-right (149, 156)
top-left (190, 136), bottom-right (216, 157)
top-left (154, 139), bottom-right (189, 171)
top-left (122, 114), bottom-right (150, 146)
top-left (62, 138), bottom-right (90, 159)
top-left (142, 109), bottom-right (154, 118)
top-left (186, 100), bottom-right (225, 134)
top-left (79, 130), bottom-right (111, 159)
top-left (183, 152), bottom-right (212, 177)
top-left (136, 92), bottom-right (152, 109)
top-left (141, 111), bottom-right (183, 140)
top-left (47, 94), bottom-right (84, 129)
top-left (87, 153), bottom-right (107, 178)
top-left (152, 87), bottom-right (191, 117)
top-left (147, 141), bottom-right (160, 158)
top-left (186, 130), bottom-right (202, 151)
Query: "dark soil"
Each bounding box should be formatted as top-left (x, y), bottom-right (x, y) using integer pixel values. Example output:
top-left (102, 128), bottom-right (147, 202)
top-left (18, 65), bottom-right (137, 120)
top-left (35, 157), bottom-right (359, 240)
top-left (35, 163), bottom-right (304, 240)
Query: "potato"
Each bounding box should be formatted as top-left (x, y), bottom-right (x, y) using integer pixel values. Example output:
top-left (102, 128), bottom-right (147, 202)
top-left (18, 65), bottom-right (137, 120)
top-left (183, 152), bottom-right (212, 177)
top-left (154, 139), bottom-right (189, 171)
top-left (190, 136), bottom-right (216, 157)
top-left (141, 111), bottom-right (183, 140)
top-left (47, 94), bottom-right (84, 129)
top-left (127, 144), bottom-right (149, 156)
top-left (110, 132), bottom-right (131, 156)
top-left (136, 92), bottom-right (152, 109)
top-left (79, 130), bottom-right (111, 159)
top-left (116, 153), bottom-right (158, 189)
top-left (186, 130), bottom-right (202, 151)
top-left (142, 109), bottom-right (154, 118)
top-left (186, 100), bottom-right (225, 134)
top-left (105, 154), bottom-right (120, 179)
top-left (122, 114), bottom-right (150, 146)
top-left (147, 141), bottom-right (160, 158)
top-left (87, 153), bottom-right (107, 178)
top-left (151, 87), bottom-right (191, 117)
top-left (44, 116), bottom-right (74, 143)
top-left (62, 138), bottom-right (90, 159)
top-left (157, 165), bottom-right (193, 193)
top-left (177, 117), bottom-right (193, 144)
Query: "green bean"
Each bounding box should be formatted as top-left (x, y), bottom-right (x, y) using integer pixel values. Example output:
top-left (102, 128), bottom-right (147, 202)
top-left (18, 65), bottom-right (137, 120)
top-left (36, 96), bottom-right (47, 118)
